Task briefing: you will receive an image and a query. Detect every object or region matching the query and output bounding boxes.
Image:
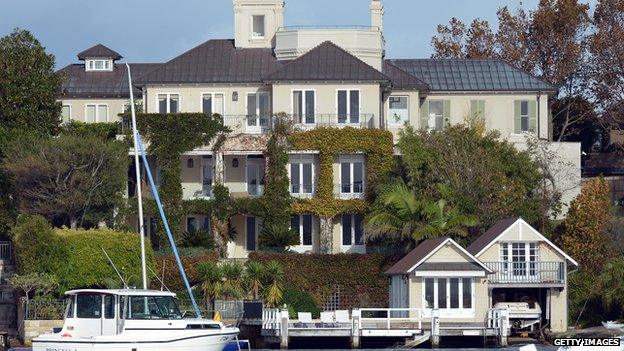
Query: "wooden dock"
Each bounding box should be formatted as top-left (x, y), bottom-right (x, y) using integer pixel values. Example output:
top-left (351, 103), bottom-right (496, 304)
top-left (261, 308), bottom-right (510, 349)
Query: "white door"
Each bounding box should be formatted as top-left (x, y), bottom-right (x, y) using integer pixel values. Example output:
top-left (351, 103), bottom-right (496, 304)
top-left (101, 294), bottom-right (117, 335)
top-left (247, 158), bottom-right (265, 196)
top-left (74, 293), bottom-right (103, 337)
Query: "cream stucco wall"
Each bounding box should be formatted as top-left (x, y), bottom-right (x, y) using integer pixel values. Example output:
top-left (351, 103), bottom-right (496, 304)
top-left (271, 83), bottom-right (381, 128)
top-left (59, 98), bottom-right (128, 123)
top-left (420, 93), bottom-right (550, 141)
top-left (234, 0), bottom-right (284, 49)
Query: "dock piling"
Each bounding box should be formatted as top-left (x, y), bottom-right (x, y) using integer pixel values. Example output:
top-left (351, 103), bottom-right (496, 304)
top-left (430, 308), bottom-right (440, 348)
top-left (280, 309), bottom-right (289, 349)
top-left (499, 308), bottom-right (509, 347)
top-left (351, 314), bottom-right (360, 349)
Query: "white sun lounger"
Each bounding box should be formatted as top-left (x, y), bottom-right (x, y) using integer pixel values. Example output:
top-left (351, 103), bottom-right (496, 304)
top-left (320, 311), bottom-right (336, 327)
top-left (335, 310), bottom-right (350, 325)
top-left (296, 312), bottom-right (313, 328)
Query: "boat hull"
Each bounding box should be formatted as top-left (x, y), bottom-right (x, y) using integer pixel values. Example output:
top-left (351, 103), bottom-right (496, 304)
top-left (32, 330), bottom-right (238, 351)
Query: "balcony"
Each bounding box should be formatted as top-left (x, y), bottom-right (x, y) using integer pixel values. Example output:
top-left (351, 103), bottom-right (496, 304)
top-left (290, 183), bottom-right (315, 199)
top-left (290, 113), bottom-right (376, 130)
top-left (484, 261), bottom-right (565, 286)
top-left (334, 182), bottom-right (365, 199)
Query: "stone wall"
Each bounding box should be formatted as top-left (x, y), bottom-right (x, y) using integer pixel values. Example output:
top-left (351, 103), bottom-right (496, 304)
top-left (23, 320), bottom-right (62, 345)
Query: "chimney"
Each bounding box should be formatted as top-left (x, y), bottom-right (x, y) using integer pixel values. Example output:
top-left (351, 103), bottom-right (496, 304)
top-left (370, 0), bottom-right (383, 31)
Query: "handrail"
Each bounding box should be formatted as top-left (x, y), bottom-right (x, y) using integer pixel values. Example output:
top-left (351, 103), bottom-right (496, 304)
top-left (483, 261), bottom-right (565, 284)
top-left (357, 307), bottom-right (423, 330)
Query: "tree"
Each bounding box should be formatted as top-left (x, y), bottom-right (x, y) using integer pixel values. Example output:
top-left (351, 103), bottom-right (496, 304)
top-left (2, 134), bottom-right (128, 228)
top-left (397, 124), bottom-right (546, 234)
top-left (196, 261), bottom-right (224, 312)
top-left (431, 18), bottom-right (495, 59)
top-left (262, 260), bottom-right (284, 308)
top-left (560, 177), bottom-right (615, 272)
top-left (0, 28), bottom-right (62, 135)
top-left (9, 273), bottom-right (58, 304)
top-left (366, 180), bottom-right (476, 250)
top-left (244, 261), bottom-right (264, 300)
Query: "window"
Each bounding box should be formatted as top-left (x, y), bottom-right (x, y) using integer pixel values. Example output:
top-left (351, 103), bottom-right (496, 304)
top-left (291, 214), bottom-right (313, 246)
top-left (85, 104), bottom-right (108, 122)
top-left (246, 216), bottom-right (260, 251)
top-left (252, 15), bottom-right (265, 38)
top-left (104, 295), bottom-right (115, 319)
top-left (293, 90), bottom-right (315, 124)
top-left (86, 59), bottom-right (113, 71)
top-left (388, 96), bottom-right (409, 125)
top-left (201, 156), bottom-right (213, 197)
top-left (127, 295), bottom-right (182, 320)
top-left (500, 242), bottom-right (539, 277)
top-left (337, 90), bottom-right (360, 124)
top-left (429, 100), bottom-right (444, 130)
top-left (246, 92), bottom-right (270, 130)
top-left (423, 277), bottom-right (474, 311)
top-left (61, 105), bottom-right (71, 123)
top-left (247, 156), bottom-right (265, 197)
top-left (340, 157), bottom-right (364, 195)
top-left (202, 93), bottom-right (224, 115)
top-left (186, 217), bottom-right (197, 232)
top-left (289, 156), bottom-right (314, 195)
top-left (157, 93), bottom-right (180, 113)
top-left (341, 214), bottom-right (364, 246)
top-left (470, 100), bottom-right (485, 119)
top-left (65, 296), bottom-right (75, 319)
top-left (520, 101), bottom-right (529, 132)
top-left (76, 294), bottom-right (101, 319)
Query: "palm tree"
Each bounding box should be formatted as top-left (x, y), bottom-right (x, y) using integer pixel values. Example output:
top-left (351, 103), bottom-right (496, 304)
top-left (220, 262), bottom-right (244, 299)
top-left (244, 261), bottom-right (264, 300)
top-left (196, 262), bottom-right (224, 312)
top-left (262, 260), bottom-right (284, 308)
top-left (366, 180), bottom-right (476, 250)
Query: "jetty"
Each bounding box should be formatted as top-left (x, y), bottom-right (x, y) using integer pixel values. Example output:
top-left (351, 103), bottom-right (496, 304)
top-left (261, 307), bottom-right (510, 349)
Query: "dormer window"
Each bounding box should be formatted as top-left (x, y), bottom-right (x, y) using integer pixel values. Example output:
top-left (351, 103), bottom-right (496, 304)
top-left (86, 59), bottom-right (113, 72)
top-left (252, 15), bottom-right (265, 38)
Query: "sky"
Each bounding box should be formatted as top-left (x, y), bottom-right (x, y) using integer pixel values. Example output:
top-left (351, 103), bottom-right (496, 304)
top-left (0, 0), bottom-right (598, 70)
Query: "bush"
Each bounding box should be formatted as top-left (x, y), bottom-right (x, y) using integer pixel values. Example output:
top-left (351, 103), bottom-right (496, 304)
top-left (177, 229), bottom-right (215, 250)
top-left (249, 252), bottom-right (396, 310)
top-left (283, 288), bottom-right (321, 319)
top-left (154, 253), bottom-right (218, 293)
top-left (12, 215), bottom-right (154, 293)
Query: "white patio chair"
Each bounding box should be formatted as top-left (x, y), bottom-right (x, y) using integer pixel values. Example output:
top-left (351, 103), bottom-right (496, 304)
top-left (335, 310), bottom-right (350, 325)
top-left (320, 311), bottom-right (335, 327)
top-left (297, 312), bottom-right (313, 328)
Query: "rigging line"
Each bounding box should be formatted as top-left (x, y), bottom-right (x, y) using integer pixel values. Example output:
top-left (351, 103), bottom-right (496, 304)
top-left (136, 133), bottom-right (202, 319)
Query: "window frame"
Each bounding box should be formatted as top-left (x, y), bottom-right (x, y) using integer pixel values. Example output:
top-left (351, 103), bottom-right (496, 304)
top-left (339, 155), bottom-right (365, 197)
top-left (341, 213), bottom-right (364, 248)
top-left (519, 100), bottom-right (530, 133)
top-left (336, 89), bottom-right (361, 124)
top-left (422, 277), bottom-right (475, 317)
top-left (200, 92), bottom-right (225, 115)
top-left (499, 241), bottom-right (539, 277)
top-left (156, 93), bottom-right (181, 114)
top-left (388, 95), bottom-right (409, 125)
top-left (291, 214), bottom-right (314, 247)
top-left (245, 216), bottom-right (261, 252)
top-left (61, 104), bottom-right (72, 124)
top-left (288, 154), bottom-right (315, 197)
top-left (84, 103), bottom-right (109, 123)
top-left (245, 92), bottom-right (271, 132)
top-left (200, 156), bottom-right (214, 198)
top-left (428, 100), bottom-right (444, 131)
top-left (292, 89), bottom-right (316, 124)
top-left (85, 59), bottom-right (113, 72)
top-left (251, 15), bottom-right (266, 38)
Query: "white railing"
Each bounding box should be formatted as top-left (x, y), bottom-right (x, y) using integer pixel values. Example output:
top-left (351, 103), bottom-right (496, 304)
top-left (262, 308), bottom-right (281, 330)
top-left (357, 308), bottom-right (422, 330)
top-left (486, 307), bottom-right (509, 334)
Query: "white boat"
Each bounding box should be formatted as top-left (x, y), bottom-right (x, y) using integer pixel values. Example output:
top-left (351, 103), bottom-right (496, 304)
top-left (32, 289), bottom-right (239, 351)
top-left (32, 64), bottom-right (240, 350)
top-left (494, 301), bottom-right (542, 331)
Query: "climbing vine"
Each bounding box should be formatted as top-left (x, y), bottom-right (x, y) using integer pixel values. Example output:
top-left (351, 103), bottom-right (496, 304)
top-left (131, 113), bottom-right (229, 242)
top-left (288, 127), bottom-right (394, 217)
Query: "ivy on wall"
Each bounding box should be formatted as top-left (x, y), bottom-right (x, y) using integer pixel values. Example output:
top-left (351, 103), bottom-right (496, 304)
top-left (128, 113), bottom-right (229, 242)
top-left (288, 127), bottom-right (394, 217)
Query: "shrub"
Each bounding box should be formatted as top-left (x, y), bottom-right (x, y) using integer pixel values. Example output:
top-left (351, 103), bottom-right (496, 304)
top-left (249, 252), bottom-right (396, 310)
top-left (154, 253), bottom-right (218, 293)
top-left (283, 288), bottom-right (321, 319)
top-left (12, 215), bottom-right (154, 293)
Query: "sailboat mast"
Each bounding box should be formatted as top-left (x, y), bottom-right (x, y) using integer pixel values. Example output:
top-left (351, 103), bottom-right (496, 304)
top-left (126, 63), bottom-right (148, 290)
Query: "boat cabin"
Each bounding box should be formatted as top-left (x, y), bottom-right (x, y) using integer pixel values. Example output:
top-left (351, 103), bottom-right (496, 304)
top-left (60, 289), bottom-right (220, 338)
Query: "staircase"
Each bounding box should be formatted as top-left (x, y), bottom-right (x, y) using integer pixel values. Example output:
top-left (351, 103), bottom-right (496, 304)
top-left (403, 331), bottom-right (431, 348)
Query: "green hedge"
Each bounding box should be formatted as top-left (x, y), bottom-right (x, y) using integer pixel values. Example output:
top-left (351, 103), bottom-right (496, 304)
top-left (283, 288), bottom-right (321, 318)
top-left (249, 252), bottom-right (397, 310)
top-left (153, 253), bottom-right (218, 293)
top-left (12, 215), bottom-right (154, 293)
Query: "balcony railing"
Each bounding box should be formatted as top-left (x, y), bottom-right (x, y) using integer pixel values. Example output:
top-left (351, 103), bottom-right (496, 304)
top-left (248, 184), bottom-right (265, 197)
top-left (484, 261), bottom-right (565, 285)
top-left (290, 183), bottom-right (315, 198)
top-left (334, 183), bottom-right (365, 199)
top-left (290, 113), bottom-right (375, 129)
top-left (0, 242), bottom-right (11, 261)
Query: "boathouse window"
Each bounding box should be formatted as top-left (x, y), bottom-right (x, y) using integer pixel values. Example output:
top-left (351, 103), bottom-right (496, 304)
top-left (500, 242), bottom-right (539, 276)
top-left (77, 294), bottom-right (101, 319)
top-left (423, 277), bottom-right (474, 311)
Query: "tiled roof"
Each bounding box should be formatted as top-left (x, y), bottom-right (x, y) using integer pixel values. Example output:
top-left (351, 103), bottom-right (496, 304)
top-left (383, 61), bottom-right (429, 91)
top-left (385, 237), bottom-right (450, 275)
top-left (57, 63), bottom-right (160, 98)
top-left (264, 41), bottom-right (390, 83)
top-left (77, 44), bottom-right (122, 60)
top-left (387, 59), bottom-right (557, 92)
top-left (466, 217), bottom-right (520, 256)
top-left (136, 39), bottom-right (282, 84)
